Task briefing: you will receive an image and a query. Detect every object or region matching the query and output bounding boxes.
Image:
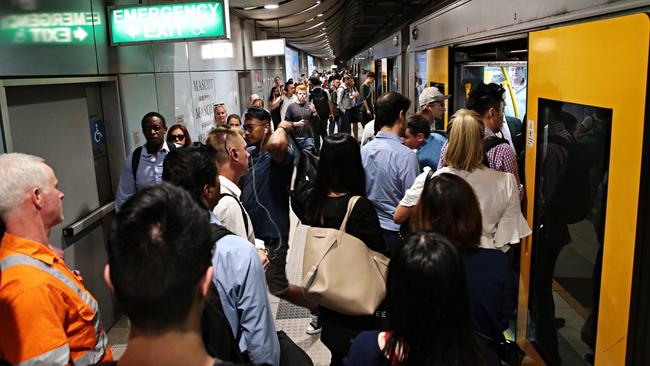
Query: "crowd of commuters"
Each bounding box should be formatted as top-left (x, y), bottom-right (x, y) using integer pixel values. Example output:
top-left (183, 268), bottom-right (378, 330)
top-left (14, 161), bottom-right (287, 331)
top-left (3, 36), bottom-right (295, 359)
top-left (0, 67), bottom-right (537, 366)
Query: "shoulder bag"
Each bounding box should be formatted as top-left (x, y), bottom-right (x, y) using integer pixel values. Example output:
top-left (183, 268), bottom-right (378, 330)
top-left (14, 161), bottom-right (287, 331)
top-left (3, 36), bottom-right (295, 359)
top-left (302, 196), bottom-right (389, 316)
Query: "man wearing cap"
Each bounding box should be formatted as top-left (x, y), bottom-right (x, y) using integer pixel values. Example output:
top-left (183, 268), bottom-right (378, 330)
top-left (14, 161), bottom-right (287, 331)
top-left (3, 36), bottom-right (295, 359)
top-left (418, 87), bottom-right (451, 131)
top-left (402, 114), bottom-right (447, 171)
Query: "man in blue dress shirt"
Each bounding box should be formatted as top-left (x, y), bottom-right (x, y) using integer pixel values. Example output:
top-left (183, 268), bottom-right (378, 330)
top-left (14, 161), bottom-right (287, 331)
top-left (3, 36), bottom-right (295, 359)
top-left (162, 143), bottom-right (280, 366)
top-left (115, 112), bottom-right (172, 210)
top-left (361, 92), bottom-right (420, 253)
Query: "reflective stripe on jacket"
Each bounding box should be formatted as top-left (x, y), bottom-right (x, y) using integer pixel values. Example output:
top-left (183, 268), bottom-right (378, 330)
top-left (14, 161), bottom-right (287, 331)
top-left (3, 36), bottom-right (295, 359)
top-left (0, 233), bottom-right (112, 365)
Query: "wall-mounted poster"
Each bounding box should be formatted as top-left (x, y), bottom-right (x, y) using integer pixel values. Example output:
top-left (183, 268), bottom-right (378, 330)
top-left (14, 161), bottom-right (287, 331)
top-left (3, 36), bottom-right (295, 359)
top-left (307, 55), bottom-right (314, 75)
top-left (284, 46), bottom-right (300, 82)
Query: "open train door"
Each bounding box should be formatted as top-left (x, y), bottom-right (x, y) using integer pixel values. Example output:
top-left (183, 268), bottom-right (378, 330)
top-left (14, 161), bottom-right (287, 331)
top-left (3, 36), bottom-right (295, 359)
top-left (519, 13), bottom-right (650, 366)
top-left (426, 46), bottom-right (449, 129)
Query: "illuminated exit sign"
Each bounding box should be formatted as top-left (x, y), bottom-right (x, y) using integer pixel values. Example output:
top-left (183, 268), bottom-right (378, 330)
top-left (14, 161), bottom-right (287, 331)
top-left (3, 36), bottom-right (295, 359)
top-left (0, 12), bottom-right (99, 45)
top-left (108, 1), bottom-right (230, 45)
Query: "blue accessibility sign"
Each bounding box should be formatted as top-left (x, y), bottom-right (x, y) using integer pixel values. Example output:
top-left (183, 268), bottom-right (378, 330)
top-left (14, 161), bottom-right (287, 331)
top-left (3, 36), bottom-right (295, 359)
top-left (90, 118), bottom-right (105, 149)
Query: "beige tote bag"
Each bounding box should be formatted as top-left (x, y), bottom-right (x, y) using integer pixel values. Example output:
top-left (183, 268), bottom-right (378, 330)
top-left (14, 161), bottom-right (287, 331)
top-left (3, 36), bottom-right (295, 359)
top-left (302, 196), bottom-right (389, 316)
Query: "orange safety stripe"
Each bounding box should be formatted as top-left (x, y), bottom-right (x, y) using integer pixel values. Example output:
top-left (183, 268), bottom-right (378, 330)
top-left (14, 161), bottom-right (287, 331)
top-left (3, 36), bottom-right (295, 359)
top-left (0, 233), bottom-right (112, 366)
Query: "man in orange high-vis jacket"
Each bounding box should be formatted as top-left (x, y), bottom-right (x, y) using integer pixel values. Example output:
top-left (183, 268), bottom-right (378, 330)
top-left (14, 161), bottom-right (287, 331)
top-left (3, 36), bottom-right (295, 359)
top-left (0, 153), bottom-right (112, 366)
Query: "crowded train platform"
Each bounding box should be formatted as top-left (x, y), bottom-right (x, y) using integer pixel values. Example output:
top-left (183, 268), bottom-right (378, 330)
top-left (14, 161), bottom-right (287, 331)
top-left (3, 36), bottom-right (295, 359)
top-left (1, 1), bottom-right (650, 366)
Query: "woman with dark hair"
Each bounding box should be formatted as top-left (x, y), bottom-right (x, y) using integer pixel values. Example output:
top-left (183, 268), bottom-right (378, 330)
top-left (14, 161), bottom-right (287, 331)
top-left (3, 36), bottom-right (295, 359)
top-left (410, 173), bottom-right (513, 366)
top-left (268, 86), bottom-right (282, 128)
top-left (306, 133), bottom-right (386, 366)
top-left (226, 114), bottom-right (241, 129)
top-left (345, 232), bottom-right (485, 366)
top-left (166, 124), bottom-right (192, 147)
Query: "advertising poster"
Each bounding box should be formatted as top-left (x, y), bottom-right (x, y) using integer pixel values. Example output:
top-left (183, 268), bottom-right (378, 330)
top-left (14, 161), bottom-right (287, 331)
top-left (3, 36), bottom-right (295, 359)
top-left (285, 47), bottom-right (295, 82)
top-left (307, 55), bottom-right (314, 75)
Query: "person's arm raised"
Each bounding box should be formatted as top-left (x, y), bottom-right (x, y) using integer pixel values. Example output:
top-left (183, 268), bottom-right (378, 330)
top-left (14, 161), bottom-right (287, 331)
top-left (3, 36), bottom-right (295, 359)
top-left (267, 121), bottom-right (293, 163)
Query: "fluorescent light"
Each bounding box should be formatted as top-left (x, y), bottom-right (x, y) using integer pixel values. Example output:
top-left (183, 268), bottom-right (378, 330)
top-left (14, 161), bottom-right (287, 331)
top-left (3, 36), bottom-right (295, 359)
top-left (201, 42), bottom-right (234, 59)
top-left (317, 13), bottom-right (323, 17)
top-left (243, 6), bottom-right (256, 10)
top-left (251, 38), bottom-right (286, 57)
top-left (264, 4), bottom-right (279, 9)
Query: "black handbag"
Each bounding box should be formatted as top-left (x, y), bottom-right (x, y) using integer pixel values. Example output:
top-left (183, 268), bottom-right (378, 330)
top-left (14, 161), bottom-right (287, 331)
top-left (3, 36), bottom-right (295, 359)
top-left (476, 331), bottom-right (525, 366)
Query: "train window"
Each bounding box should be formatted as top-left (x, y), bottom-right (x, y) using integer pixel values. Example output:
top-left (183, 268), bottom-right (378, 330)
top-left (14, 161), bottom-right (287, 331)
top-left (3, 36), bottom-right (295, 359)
top-left (389, 56), bottom-right (400, 93)
top-left (457, 63), bottom-right (528, 122)
top-left (413, 51), bottom-right (427, 110)
top-left (527, 98), bottom-right (612, 366)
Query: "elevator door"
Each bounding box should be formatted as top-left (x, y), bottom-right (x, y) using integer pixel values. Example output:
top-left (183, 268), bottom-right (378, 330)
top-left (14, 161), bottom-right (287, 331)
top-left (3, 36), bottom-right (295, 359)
top-left (6, 83), bottom-right (117, 326)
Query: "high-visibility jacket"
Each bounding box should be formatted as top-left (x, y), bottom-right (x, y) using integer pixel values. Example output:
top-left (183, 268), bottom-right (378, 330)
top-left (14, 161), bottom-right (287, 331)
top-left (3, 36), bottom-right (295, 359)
top-left (0, 233), bottom-right (112, 365)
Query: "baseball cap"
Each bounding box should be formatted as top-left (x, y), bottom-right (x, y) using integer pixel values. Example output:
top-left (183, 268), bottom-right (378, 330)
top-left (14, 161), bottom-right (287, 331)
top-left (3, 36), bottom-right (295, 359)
top-left (419, 87), bottom-right (451, 106)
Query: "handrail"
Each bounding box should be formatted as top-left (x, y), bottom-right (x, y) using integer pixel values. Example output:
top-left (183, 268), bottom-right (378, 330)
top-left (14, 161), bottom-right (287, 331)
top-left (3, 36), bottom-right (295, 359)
top-left (62, 201), bottom-right (115, 238)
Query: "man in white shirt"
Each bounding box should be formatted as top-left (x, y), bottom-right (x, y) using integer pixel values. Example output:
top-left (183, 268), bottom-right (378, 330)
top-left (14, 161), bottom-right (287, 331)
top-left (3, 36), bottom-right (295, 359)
top-left (206, 127), bottom-right (270, 271)
top-left (280, 81), bottom-right (298, 121)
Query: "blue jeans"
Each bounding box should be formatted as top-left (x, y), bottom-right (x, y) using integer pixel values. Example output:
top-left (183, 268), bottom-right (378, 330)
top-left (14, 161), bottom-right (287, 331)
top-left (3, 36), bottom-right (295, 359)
top-left (328, 115), bottom-right (341, 135)
top-left (295, 137), bottom-right (315, 152)
top-left (339, 110), bottom-right (352, 134)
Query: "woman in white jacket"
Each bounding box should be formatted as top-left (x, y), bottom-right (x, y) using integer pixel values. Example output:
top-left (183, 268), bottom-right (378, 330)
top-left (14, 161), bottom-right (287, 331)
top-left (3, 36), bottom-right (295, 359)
top-left (395, 108), bottom-right (531, 252)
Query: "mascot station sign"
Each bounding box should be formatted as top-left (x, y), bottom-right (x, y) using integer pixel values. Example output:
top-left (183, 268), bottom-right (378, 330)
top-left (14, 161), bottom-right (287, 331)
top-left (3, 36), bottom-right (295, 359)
top-left (0, 2), bottom-right (229, 46)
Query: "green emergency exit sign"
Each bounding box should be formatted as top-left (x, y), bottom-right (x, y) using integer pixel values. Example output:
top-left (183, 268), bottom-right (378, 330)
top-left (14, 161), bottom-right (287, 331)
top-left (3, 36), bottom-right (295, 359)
top-left (108, 1), bottom-right (229, 45)
top-left (0, 12), bottom-right (99, 45)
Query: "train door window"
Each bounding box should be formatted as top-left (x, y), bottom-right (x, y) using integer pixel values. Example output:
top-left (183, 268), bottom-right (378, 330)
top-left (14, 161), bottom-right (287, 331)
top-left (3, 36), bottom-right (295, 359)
top-left (413, 51), bottom-right (427, 110)
top-left (456, 63), bottom-right (528, 161)
top-left (527, 98), bottom-right (612, 366)
top-left (374, 59), bottom-right (383, 97)
top-left (483, 66), bottom-right (527, 120)
top-left (458, 63), bottom-right (528, 120)
top-left (389, 56), bottom-right (400, 92)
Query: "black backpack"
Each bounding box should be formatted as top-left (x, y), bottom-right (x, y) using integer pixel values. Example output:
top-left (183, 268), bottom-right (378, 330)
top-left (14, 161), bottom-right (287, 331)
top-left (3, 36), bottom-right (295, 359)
top-left (202, 224), bottom-right (245, 363)
top-left (289, 142), bottom-right (319, 224)
top-left (483, 136), bottom-right (510, 169)
top-left (547, 135), bottom-right (592, 224)
top-left (506, 116), bottom-right (525, 157)
top-left (310, 87), bottom-right (330, 120)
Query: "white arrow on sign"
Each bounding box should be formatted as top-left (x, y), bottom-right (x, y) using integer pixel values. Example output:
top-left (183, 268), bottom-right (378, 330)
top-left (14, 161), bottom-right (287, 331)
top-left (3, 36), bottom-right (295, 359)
top-left (126, 25), bottom-right (140, 39)
top-left (73, 27), bottom-right (88, 41)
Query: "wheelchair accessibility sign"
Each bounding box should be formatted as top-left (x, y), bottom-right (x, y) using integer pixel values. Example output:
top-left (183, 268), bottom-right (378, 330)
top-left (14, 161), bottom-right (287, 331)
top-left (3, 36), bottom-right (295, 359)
top-left (90, 118), bottom-right (105, 149)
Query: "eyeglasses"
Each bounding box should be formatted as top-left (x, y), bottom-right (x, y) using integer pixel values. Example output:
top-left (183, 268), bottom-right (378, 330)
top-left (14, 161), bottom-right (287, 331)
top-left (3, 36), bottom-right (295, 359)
top-left (243, 123), bottom-right (263, 132)
top-left (169, 134), bottom-right (185, 142)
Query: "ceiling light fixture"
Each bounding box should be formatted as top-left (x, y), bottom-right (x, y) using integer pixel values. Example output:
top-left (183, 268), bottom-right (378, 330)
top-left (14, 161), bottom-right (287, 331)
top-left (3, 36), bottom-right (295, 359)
top-left (317, 13), bottom-right (323, 17)
top-left (264, 3), bottom-right (279, 9)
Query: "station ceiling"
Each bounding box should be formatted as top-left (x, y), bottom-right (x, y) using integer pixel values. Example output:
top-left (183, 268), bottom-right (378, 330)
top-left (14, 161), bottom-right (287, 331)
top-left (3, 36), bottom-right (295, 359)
top-left (230, 0), bottom-right (448, 62)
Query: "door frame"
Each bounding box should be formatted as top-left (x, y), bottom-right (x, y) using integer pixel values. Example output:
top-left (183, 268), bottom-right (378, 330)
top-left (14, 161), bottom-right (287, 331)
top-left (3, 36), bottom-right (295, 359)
top-left (518, 13), bottom-right (650, 366)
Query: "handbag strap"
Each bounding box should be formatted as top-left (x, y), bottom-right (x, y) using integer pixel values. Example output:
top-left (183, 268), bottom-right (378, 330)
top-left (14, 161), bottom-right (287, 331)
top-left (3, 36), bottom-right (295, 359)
top-left (339, 196), bottom-right (360, 232)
